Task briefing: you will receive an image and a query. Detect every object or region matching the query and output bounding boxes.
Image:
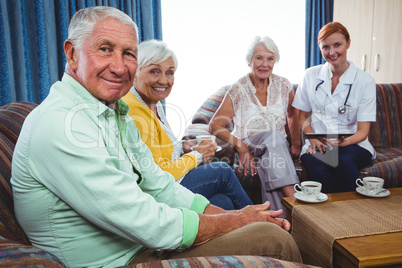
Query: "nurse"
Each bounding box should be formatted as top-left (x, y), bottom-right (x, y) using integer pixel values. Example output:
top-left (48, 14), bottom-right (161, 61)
top-left (292, 22), bottom-right (376, 193)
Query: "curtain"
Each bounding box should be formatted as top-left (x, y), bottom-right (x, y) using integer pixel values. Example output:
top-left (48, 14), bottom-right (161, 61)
top-left (305, 0), bottom-right (333, 69)
top-left (0, 0), bottom-right (162, 106)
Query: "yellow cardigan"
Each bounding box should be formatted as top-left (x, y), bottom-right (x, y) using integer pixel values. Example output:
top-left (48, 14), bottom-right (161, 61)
top-left (122, 90), bottom-right (199, 180)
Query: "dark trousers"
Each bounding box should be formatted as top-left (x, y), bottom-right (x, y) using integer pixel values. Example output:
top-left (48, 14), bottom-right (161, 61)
top-left (301, 145), bottom-right (373, 193)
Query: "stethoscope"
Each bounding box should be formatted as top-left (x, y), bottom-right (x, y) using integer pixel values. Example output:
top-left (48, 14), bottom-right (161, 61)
top-left (313, 80), bottom-right (352, 119)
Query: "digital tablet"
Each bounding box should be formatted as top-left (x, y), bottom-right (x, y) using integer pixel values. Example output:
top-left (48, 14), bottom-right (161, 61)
top-left (303, 133), bottom-right (353, 139)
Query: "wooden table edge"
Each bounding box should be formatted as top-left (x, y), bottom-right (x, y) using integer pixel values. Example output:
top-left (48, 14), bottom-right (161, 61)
top-left (282, 188), bottom-right (402, 267)
top-left (333, 232), bottom-right (402, 267)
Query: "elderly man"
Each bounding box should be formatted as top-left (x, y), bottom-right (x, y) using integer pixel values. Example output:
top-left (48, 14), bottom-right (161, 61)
top-left (11, 6), bottom-right (301, 267)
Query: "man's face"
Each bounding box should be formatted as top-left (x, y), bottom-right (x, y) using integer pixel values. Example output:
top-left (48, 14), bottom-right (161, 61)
top-left (67, 17), bottom-right (138, 104)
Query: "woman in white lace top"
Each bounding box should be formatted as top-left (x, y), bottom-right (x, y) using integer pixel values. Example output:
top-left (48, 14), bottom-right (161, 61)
top-left (210, 36), bottom-right (301, 214)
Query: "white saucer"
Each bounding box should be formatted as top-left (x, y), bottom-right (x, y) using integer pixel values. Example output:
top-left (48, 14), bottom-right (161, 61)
top-left (294, 192), bottom-right (328, 203)
top-left (190, 146), bottom-right (222, 152)
top-left (356, 186), bottom-right (390, 198)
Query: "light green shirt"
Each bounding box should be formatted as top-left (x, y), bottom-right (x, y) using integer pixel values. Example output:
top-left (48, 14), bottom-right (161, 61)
top-left (11, 74), bottom-right (209, 268)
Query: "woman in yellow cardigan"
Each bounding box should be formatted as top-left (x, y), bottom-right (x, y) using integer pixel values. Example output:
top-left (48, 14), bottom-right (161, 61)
top-left (122, 40), bottom-right (253, 210)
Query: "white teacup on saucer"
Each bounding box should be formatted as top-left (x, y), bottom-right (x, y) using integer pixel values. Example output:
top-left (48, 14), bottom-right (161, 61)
top-left (195, 135), bottom-right (216, 144)
top-left (356, 177), bottom-right (384, 195)
top-left (294, 181), bottom-right (322, 200)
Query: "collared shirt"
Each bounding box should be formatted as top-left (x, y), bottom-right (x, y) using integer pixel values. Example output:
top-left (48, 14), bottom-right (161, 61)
top-left (11, 74), bottom-right (209, 268)
top-left (292, 62), bottom-right (376, 157)
top-left (228, 73), bottom-right (293, 140)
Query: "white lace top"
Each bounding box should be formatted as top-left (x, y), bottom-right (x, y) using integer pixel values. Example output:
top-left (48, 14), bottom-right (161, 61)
top-left (228, 73), bottom-right (292, 140)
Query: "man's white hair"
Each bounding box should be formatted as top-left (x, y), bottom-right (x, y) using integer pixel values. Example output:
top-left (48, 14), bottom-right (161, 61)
top-left (65, 6), bottom-right (138, 71)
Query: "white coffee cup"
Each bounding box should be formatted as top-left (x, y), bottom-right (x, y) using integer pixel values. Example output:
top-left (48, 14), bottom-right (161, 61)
top-left (196, 135), bottom-right (216, 144)
top-left (294, 181), bottom-right (322, 200)
top-left (356, 177), bottom-right (384, 194)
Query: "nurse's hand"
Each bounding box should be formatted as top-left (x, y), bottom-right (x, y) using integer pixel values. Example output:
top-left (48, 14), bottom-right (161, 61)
top-left (307, 139), bottom-right (326, 154)
top-left (316, 137), bottom-right (339, 149)
top-left (330, 136), bottom-right (351, 147)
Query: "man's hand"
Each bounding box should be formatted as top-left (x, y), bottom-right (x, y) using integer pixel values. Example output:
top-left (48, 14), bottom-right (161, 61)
top-left (236, 202), bottom-right (290, 231)
top-left (194, 201), bottom-right (289, 246)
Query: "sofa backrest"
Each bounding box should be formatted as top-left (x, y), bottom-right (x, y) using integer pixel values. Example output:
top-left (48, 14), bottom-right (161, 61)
top-left (368, 83), bottom-right (402, 148)
top-left (0, 101), bottom-right (37, 245)
top-left (192, 83), bottom-right (402, 149)
top-left (191, 85), bottom-right (234, 132)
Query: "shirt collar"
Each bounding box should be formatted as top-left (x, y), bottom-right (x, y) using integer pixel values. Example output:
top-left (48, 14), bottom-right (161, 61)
top-left (340, 61), bottom-right (357, 85)
top-left (130, 86), bottom-right (164, 115)
top-left (317, 61), bottom-right (357, 85)
top-left (61, 73), bottom-right (129, 117)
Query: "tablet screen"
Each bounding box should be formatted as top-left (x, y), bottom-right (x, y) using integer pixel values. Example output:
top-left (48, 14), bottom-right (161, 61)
top-left (303, 133), bottom-right (353, 139)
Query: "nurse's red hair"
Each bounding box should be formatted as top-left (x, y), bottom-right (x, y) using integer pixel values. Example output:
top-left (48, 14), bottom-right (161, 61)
top-left (318, 22), bottom-right (350, 44)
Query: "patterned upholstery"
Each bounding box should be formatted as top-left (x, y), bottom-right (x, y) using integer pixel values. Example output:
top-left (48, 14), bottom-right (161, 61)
top-left (0, 102), bottom-right (38, 144)
top-left (183, 83), bottom-right (402, 202)
top-left (125, 255), bottom-right (310, 268)
top-left (0, 102), bottom-right (38, 246)
top-left (0, 238), bottom-right (64, 267)
top-left (192, 85), bottom-right (233, 129)
top-left (369, 84), bottom-right (402, 148)
top-left (0, 101), bottom-right (65, 266)
top-left (364, 84), bottom-right (402, 186)
top-left (0, 102), bottom-right (38, 213)
top-left (361, 147), bottom-right (402, 187)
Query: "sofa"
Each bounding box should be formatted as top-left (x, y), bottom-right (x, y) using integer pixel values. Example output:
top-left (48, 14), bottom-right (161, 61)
top-left (183, 83), bottom-right (402, 204)
top-left (0, 102), bottom-right (311, 267)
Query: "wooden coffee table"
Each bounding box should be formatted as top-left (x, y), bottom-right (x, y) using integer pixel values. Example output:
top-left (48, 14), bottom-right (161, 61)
top-left (282, 188), bottom-right (402, 268)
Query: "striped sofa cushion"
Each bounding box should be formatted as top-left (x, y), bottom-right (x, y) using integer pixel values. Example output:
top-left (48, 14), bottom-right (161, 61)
top-left (369, 83), bottom-right (402, 148)
top-left (128, 255), bottom-right (309, 268)
top-left (0, 102), bottom-right (38, 144)
top-left (0, 237), bottom-right (64, 267)
top-left (0, 102), bottom-right (38, 245)
top-left (0, 136), bottom-right (30, 245)
top-left (360, 147), bottom-right (402, 187)
top-left (0, 196), bottom-right (30, 245)
top-left (0, 132), bottom-right (15, 212)
top-left (360, 156), bottom-right (402, 188)
top-left (0, 101), bottom-right (37, 209)
top-left (191, 85), bottom-right (234, 132)
top-left (0, 131), bottom-right (30, 244)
